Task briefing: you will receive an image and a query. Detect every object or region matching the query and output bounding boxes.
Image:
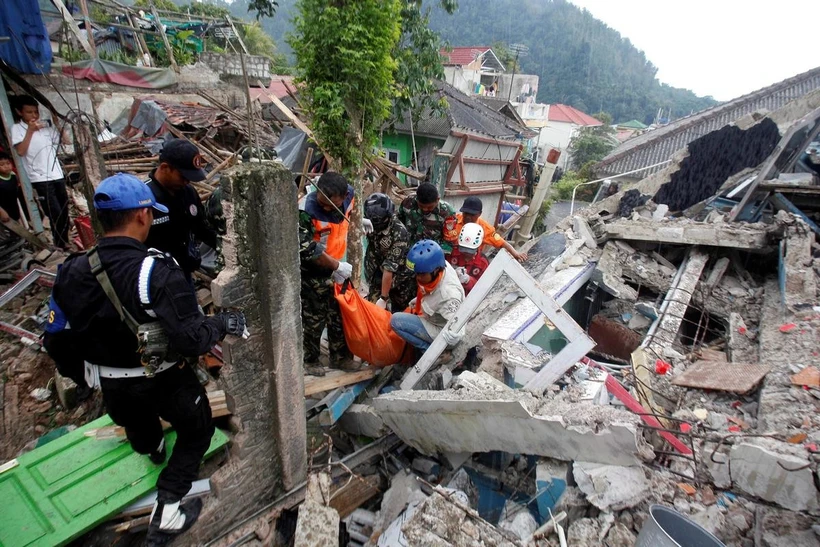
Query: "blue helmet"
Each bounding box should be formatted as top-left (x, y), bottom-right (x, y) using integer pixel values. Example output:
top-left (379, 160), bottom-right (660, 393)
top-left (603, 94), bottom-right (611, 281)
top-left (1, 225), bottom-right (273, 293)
top-left (406, 240), bottom-right (446, 274)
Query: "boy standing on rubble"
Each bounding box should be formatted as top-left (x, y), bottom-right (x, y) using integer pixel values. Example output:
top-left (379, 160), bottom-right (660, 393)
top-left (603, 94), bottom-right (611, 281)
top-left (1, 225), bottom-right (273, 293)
top-left (398, 182), bottom-right (459, 254)
top-left (363, 192), bottom-right (416, 312)
top-left (391, 239), bottom-right (466, 355)
top-left (299, 171), bottom-right (358, 376)
top-left (11, 96), bottom-right (71, 249)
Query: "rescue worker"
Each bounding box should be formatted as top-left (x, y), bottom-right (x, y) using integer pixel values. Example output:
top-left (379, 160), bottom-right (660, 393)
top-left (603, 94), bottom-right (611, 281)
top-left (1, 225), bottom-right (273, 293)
top-left (397, 182), bottom-right (458, 253)
top-left (455, 196), bottom-right (528, 262)
top-left (299, 171), bottom-right (357, 376)
top-left (390, 239), bottom-right (465, 353)
top-left (43, 173), bottom-right (246, 546)
top-left (144, 139), bottom-right (219, 280)
top-left (449, 222), bottom-right (490, 294)
top-left (363, 192), bottom-right (415, 312)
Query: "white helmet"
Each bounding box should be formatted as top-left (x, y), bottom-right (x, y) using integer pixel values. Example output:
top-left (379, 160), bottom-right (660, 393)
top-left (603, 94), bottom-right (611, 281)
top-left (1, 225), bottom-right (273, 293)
top-left (458, 222), bottom-right (484, 251)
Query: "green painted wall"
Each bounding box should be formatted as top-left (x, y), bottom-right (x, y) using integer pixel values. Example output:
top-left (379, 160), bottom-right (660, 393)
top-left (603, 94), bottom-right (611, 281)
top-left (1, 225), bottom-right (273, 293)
top-left (380, 133), bottom-right (446, 183)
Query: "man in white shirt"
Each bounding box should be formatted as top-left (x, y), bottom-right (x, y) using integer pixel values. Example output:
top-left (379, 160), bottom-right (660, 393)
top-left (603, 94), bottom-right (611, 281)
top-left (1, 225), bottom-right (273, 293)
top-left (11, 96), bottom-right (71, 249)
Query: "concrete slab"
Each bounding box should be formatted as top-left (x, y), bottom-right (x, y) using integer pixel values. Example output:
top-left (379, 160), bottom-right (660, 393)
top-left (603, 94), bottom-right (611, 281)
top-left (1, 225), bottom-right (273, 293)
top-left (730, 441), bottom-right (819, 512)
top-left (337, 404), bottom-right (387, 438)
top-left (603, 218), bottom-right (774, 249)
top-left (374, 372), bottom-right (653, 466)
top-left (573, 462), bottom-right (650, 511)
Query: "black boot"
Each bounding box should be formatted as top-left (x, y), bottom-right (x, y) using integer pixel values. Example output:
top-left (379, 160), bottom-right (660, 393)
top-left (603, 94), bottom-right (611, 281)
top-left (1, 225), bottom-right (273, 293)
top-left (145, 498), bottom-right (203, 547)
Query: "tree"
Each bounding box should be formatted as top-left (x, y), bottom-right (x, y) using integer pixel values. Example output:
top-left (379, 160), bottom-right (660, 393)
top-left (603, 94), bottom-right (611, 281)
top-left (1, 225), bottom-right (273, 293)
top-left (289, 0), bottom-right (402, 275)
top-left (241, 21), bottom-right (277, 60)
top-left (568, 111), bottom-right (616, 170)
top-left (288, 0), bottom-right (455, 277)
top-left (134, 0), bottom-right (178, 11)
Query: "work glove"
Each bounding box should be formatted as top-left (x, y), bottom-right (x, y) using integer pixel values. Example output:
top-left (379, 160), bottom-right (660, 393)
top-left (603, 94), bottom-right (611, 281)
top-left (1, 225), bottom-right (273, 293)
top-left (220, 310), bottom-right (247, 337)
top-left (332, 261), bottom-right (353, 284)
top-left (362, 218), bottom-right (374, 235)
top-left (376, 297), bottom-right (389, 310)
top-left (456, 266), bottom-right (470, 285)
top-left (440, 325), bottom-right (466, 347)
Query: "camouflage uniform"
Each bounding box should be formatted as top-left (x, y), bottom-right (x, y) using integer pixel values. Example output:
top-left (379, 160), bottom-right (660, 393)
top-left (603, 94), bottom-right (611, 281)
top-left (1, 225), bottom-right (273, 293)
top-left (398, 196), bottom-right (459, 253)
top-left (298, 210), bottom-right (350, 366)
top-left (365, 216), bottom-right (416, 312)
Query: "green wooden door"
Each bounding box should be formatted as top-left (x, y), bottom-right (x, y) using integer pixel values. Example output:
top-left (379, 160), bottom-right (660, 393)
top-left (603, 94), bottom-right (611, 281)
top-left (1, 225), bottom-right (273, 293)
top-left (0, 415), bottom-right (228, 547)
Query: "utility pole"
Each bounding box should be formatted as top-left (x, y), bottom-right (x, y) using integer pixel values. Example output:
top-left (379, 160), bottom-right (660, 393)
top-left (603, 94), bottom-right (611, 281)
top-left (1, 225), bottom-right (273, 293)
top-left (506, 43), bottom-right (529, 103)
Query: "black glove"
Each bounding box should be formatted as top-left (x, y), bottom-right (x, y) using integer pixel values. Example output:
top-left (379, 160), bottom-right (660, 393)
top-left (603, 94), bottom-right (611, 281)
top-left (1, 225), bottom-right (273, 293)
top-left (220, 310), bottom-right (246, 336)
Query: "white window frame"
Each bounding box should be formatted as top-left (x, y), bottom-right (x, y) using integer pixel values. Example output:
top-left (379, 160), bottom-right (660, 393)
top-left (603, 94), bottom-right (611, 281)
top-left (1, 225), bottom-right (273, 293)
top-left (400, 250), bottom-right (595, 393)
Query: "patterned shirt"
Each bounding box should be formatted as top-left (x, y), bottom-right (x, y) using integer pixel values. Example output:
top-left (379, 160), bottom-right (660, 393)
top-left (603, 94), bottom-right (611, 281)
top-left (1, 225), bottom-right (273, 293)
top-left (397, 196), bottom-right (459, 253)
top-left (365, 217), bottom-right (412, 282)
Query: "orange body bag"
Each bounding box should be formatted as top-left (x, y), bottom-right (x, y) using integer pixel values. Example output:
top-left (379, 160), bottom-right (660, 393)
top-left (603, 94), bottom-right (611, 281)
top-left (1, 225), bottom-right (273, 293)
top-left (334, 282), bottom-right (410, 367)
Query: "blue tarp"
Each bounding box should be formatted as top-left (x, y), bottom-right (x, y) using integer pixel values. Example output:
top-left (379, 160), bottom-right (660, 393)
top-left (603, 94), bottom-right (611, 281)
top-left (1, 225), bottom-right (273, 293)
top-left (0, 0), bottom-right (52, 74)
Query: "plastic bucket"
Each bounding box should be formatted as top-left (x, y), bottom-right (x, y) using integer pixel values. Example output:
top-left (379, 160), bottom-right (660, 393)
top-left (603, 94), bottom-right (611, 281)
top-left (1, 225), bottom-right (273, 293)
top-left (636, 505), bottom-right (725, 547)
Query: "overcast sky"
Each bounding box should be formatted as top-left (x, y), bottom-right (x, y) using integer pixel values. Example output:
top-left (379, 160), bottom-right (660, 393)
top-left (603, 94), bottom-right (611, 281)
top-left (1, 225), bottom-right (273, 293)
top-left (568, 0), bottom-right (819, 101)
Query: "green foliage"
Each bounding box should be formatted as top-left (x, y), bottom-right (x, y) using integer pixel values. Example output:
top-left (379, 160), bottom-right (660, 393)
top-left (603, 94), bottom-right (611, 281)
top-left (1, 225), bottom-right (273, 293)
top-left (241, 22), bottom-right (277, 59)
top-left (134, 0), bottom-right (178, 11)
top-left (61, 46), bottom-right (90, 62)
top-left (89, 6), bottom-right (113, 24)
top-left (153, 29), bottom-right (198, 66)
top-left (181, 1), bottom-right (231, 18)
top-left (552, 170), bottom-right (589, 201)
top-left (568, 112), bottom-right (617, 170)
top-left (391, 1), bottom-right (456, 124)
top-left (425, 0), bottom-right (718, 124)
top-left (490, 41), bottom-right (520, 73)
top-left (99, 49), bottom-right (138, 65)
top-left (289, 0), bottom-right (402, 171)
top-left (246, 0), bottom-right (278, 19)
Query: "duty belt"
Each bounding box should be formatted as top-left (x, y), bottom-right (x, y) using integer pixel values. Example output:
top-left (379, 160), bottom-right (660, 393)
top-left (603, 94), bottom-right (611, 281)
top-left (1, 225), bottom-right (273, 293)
top-left (95, 360), bottom-right (178, 379)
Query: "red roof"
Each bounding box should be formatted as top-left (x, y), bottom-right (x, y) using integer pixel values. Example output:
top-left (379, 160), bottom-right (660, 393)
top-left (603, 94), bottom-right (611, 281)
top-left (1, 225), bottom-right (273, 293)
top-left (248, 75), bottom-right (296, 104)
top-left (547, 104), bottom-right (602, 126)
top-left (440, 46), bottom-right (491, 66)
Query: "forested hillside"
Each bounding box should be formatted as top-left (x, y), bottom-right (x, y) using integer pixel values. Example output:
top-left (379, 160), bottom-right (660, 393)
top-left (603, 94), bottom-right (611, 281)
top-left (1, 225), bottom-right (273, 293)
top-left (167, 0), bottom-right (719, 124)
top-left (427, 0), bottom-right (719, 123)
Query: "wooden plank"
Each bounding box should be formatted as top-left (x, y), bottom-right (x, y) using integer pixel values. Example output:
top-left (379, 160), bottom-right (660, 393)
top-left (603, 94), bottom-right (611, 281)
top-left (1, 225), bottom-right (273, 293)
top-left (329, 474), bottom-right (382, 519)
top-left (225, 15), bottom-right (249, 55)
top-left (1, 217), bottom-right (48, 250)
top-left (50, 0), bottom-right (95, 57)
top-left (671, 361), bottom-right (771, 394)
top-left (318, 381), bottom-right (372, 426)
top-left (378, 157), bottom-right (425, 180)
top-left (255, 81), bottom-right (313, 137)
top-left (304, 368), bottom-right (377, 397)
top-left (150, 4), bottom-right (178, 72)
top-left (78, 0), bottom-right (97, 57)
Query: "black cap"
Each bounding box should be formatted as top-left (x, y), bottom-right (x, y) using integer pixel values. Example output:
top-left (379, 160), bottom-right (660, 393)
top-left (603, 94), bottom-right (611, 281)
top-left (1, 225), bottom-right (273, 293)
top-left (460, 196), bottom-right (483, 215)
top-left (159, 139), bottom-right (207, 182)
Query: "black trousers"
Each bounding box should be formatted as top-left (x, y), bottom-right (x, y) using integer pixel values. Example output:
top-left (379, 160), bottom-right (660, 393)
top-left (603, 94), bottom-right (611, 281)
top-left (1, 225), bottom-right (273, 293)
top-left (32, 179), bottom-right (70, 248)
top-left (100, 364), bottom-right (214, 502)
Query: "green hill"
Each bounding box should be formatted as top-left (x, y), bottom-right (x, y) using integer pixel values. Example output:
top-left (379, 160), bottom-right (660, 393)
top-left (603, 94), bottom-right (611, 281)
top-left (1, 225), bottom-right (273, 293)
top-left (176, 0), bottom-right (720, 124)
top-left (426, 0), bottom-right (719, 124)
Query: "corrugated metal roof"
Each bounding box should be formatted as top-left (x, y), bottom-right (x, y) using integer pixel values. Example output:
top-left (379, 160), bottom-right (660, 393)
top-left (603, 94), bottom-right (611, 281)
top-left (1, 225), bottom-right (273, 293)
top-left (597, 65), bottom-right (820, 178)
top-left (391, 81), bottom-right (534, 140)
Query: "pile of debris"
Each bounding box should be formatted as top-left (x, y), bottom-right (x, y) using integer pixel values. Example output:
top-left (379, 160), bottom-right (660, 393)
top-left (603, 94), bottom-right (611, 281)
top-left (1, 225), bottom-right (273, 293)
top-left (270, 90), bottom-right (820, 546)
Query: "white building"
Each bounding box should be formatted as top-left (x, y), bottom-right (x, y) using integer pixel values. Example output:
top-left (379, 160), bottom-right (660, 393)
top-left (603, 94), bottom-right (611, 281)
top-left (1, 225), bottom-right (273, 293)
top-left (514, 102), bottom-right (602, 169)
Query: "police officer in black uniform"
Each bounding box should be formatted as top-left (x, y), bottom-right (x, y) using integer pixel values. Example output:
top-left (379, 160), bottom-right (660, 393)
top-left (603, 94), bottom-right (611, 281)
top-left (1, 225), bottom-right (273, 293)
top-left (144, 139), bottom-right (218, 280)
top-left (43, 173), bottom-right (246, 546)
